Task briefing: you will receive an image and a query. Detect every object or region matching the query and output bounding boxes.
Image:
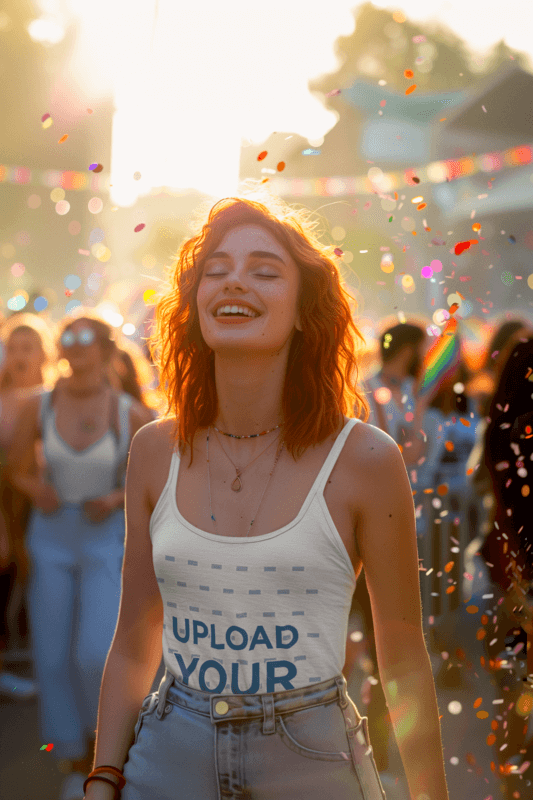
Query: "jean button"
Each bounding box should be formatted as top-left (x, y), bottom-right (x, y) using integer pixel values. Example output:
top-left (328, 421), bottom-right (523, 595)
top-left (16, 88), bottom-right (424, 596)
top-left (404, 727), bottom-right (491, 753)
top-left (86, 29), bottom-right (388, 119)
top-left (165, 704), bottom-right (172, 714)
top-left (215, 700), bottom-right (229, 715)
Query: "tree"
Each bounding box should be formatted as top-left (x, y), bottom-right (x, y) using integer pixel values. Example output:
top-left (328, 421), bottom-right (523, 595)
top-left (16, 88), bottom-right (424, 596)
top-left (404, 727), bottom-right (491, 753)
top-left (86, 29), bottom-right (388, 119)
top-left (309, 2), bottom-right (531, 100)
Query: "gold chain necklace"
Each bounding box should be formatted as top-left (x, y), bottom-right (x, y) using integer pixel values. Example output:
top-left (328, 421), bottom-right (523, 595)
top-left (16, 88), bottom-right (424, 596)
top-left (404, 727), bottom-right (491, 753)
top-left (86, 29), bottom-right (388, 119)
top-left (214, 428), bottom-right (281, 492)
top-left (206, 427), bottom-right (285, 537)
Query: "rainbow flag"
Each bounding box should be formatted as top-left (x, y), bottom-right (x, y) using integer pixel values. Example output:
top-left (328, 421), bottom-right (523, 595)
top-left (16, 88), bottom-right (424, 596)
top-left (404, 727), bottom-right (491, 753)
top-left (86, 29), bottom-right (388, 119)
top-left (419, 317), bottom-right (461, 397)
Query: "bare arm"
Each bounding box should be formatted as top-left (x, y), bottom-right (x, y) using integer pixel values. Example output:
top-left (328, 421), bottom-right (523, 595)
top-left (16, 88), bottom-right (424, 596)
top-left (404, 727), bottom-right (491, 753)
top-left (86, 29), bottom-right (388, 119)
top-left (5, 395), bottom-right (47, 502)
top-left (353, 425), bottom-right (450, 800)
top-left (85, 422), bottom-right (164, 799)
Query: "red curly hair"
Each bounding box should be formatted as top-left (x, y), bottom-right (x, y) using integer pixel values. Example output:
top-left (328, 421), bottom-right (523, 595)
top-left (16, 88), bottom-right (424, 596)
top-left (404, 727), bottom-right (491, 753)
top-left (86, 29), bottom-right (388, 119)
top-left (149, 194), bottom-right (369, 468)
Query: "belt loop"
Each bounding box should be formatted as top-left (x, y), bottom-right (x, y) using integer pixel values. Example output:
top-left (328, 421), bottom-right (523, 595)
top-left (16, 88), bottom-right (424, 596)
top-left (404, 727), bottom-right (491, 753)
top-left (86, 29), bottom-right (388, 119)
top-left (261, 693), bottom-right (276, 735)
top-left (155, 670), bottom-right (174, 720)
top-left (335, 675), bottom-right (348, 708)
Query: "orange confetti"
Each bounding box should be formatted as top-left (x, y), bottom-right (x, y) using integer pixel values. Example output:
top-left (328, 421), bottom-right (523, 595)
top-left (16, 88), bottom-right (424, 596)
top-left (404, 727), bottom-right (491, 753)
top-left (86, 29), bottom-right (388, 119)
top-left (277, 161), bottom-right (285, 171)
top-left (481, 614), bottom-right (488, 625)
top-left (261, 178), bottom-right (269, 183)
top-left (446, 586), bottom-right (455, 594)
top-left (439, 117), bottom-right (447, 121)
top-left (58, 134), bottom-right (69, 143)
top-left (437, 484), bottom-right (448, 496)
top-left (472, 223), bottom-right (481, 232)
top-left (444, 561), bottom-right (454, 573)
top-left (476, 628), bottom-right (486, 640)
top-left (444, 441), bottom-right (454, 452)
top-left (459, 417), bottom-right (471, 427)
top-left (417, 202), bottom-right (427, 210)
top-left (257, 151), bottom-right (268, 161)
top-left (449, 303), bottom-right (459, 315)
top-left (405, 84), bottom-right (417, 95)
top-left (477, 710), bottom-right (489, 719)
top-left (522, 485), bottom-right (530, 497)
top-left (473, 698), bottom-right (483, 709)
top-left (404, 69), bottom-right (414, 78)
top-left (466, 605), bottom-right (479, 614)
top-left (87, 109), bottom-right (93, 114)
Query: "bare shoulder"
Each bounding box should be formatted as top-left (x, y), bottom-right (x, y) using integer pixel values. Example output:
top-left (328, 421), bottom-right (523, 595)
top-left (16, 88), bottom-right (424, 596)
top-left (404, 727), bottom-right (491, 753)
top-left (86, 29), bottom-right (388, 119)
top-left (131, 417), bottom-right (178, 513)
top-left (343, 420), bottom-right (408, 516)
top-left (347, 419), bottom-right (403, 472)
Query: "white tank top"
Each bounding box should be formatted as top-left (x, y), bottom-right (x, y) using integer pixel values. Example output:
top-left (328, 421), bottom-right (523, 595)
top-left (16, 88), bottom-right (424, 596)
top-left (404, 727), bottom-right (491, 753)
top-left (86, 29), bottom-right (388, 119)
top-left (150, 417), bottom-right (360, 695)
top-left (40, 389), bottom-right (132, 504)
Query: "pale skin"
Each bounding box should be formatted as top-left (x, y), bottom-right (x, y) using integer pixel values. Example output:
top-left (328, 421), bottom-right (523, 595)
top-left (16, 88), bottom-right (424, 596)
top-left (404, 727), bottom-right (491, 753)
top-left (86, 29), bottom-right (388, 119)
top-left (5, 319), bottom-right (151, 776)
top-left (86, 224), bottom-right (449, 800)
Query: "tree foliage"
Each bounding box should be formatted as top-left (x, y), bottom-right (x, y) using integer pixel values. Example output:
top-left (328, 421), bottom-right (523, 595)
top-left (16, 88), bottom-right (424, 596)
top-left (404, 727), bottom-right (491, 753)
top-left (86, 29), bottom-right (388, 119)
top-left (310, 2), bottom-right (531, 99)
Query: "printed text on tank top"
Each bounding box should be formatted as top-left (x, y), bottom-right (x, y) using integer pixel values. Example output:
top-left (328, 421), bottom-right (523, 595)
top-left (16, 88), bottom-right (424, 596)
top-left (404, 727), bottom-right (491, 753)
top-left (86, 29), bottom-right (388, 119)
top-left (147, 415), bottom-right (364, 581)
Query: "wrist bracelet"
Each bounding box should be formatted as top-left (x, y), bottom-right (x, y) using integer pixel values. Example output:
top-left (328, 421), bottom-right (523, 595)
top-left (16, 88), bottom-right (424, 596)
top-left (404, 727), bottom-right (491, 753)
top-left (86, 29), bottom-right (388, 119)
top-left (83, 775), bottom-right (121, 799)
top-left (89, 766), bottom-right (126, 790)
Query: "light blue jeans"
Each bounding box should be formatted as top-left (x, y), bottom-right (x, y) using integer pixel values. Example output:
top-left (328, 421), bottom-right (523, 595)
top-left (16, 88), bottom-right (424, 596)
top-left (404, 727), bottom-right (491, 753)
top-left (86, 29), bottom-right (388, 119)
top-left (122, 669), bottom-right (388, 799)
top-left (25, 503), bottom-right (125, 760)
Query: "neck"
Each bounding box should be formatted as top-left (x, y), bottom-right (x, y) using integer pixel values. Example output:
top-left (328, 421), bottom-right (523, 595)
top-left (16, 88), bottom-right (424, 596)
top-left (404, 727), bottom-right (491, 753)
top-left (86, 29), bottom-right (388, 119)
top-left (63, 373), bottom-right (108, 398)
top-left (211, 353), bottom-right (286, 437)
top-left (380, 365), bottom-right (406, 386)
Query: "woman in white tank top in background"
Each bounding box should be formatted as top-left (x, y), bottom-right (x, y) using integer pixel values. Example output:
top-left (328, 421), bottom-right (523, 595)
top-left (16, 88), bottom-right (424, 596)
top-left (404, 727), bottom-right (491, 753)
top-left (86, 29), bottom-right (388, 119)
top-left (83, 195), bottom-right (450, 800)
top-left (6, 310), bottom-right (152, 800)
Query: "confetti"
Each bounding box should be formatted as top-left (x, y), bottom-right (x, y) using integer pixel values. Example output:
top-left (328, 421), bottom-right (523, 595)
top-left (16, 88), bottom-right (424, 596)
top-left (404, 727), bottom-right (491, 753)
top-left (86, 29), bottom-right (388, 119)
top-left (482, 105), bottom-right (487, 112)
top-left (326, 89), bottom-right (341, 97)
top-left (40, 743), bottom-right (54, 751)
top-left (58, 134), bottom-right (69, 143)
top-left (508, 235), bottom-right (516, 243)
top-left (134, 223), bottom-right (146, 233)
top-left (405, 85), bottom-right (417, 95)
top-left (412, 176), bottom-right (420, 184)
top-left (133, 171), bottom-right (142, 180)
top-left (454, 240), bottom-right (474, 255)
top-left (41, 113), bottom-right (53, 129)
top-left (41, 113), bottom-right (50, 122)
top-left (257, 151), bottom-right (268, 161)
top-left (334, 248), bottom-right (343, 256)
top-left (417, 202), bottom-right (427, 210)
top-left (87, 108), bottom-right (93, 114)
top-left (302, 148), bottom-right (321, 155)
top-left (277, 161), bottom-right (285, 172)
top-left (404, 69), bottom-right (414, 78)
top-left (501, 271), bottom-right (514, 285)
top-left (89, 163), bottom-right (103, 173)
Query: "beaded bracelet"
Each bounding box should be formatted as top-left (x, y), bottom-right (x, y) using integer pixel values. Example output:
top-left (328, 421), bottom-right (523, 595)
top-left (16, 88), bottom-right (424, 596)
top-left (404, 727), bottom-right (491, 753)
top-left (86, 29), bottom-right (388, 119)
top-left (83, 775), bottom-right (121, 799)
top-left (88, 765), bottom-right (126, 790)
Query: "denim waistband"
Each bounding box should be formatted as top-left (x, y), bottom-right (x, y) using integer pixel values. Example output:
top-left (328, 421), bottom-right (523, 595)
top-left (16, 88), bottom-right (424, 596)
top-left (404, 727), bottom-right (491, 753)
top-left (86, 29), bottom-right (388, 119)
top-left (150, 669), bottom-right (363, 736)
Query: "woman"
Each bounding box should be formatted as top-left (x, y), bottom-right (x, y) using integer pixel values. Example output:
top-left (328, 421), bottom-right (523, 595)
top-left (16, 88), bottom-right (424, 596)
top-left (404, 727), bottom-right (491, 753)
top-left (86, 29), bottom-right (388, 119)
top-left (479, 336), bottom-right (533, 788)
top-left (0, 313), bottom-right (56, 698)
top-left (83, 196), bottom-right (449, 800)
top-left (6, 310), bottom-right (152, 799)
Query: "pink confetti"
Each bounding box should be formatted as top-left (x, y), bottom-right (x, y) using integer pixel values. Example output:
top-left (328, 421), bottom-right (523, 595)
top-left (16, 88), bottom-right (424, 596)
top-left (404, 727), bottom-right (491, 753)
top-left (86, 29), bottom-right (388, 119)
top-left (78, 249), bottom-right (90, 255)
top-left (334, 248), bottom-right (343, 257)
top-left (134, 223), bottom-right (145, 233)
top-left (326, 89), bottom-right (341, 97)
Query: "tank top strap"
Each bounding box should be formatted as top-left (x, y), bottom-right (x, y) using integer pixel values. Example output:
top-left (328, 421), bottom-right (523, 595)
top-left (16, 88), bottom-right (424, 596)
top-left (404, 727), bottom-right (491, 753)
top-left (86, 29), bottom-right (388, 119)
top-left (39, 389), bottom-right (54, 438)
top-left (312, 417), bottom-right (360, 497)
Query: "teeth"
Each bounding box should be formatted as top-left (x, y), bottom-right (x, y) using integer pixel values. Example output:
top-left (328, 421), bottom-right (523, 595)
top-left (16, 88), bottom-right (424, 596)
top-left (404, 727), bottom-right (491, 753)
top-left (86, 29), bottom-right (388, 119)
top-left (215, 305), bottom-right (259, 317)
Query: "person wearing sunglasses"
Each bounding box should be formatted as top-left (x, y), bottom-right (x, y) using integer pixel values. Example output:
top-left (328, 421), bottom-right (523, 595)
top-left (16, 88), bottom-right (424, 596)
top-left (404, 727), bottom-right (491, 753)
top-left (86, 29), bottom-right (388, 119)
top-left (6, 310), bottom-right (153, 800)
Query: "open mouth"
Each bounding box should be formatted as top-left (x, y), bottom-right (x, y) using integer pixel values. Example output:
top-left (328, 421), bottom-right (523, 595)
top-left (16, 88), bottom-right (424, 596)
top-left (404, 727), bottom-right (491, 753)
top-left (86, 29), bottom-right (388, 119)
top-left (213, 306), bottom-right (262, 322)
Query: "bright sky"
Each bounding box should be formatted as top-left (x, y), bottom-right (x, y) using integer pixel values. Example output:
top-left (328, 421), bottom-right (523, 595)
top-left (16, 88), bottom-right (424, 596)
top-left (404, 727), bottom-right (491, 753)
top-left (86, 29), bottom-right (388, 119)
top-left (46, 0), bottom-right (533, 203)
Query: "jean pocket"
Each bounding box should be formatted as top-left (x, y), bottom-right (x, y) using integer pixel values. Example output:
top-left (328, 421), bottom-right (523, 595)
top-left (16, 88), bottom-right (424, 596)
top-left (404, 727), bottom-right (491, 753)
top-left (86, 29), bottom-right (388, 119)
top-left (276, 700), bottom-right (353, 762)
top-left (347, 717), bottom-right (387, 800)
top-left (133, 693), bottom-right (156, 746)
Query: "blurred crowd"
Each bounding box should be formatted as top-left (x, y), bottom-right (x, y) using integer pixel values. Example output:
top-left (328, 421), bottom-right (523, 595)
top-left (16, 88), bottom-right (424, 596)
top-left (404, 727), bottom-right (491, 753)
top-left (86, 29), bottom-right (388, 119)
top-left (0, 306), bottom-right (532, 799)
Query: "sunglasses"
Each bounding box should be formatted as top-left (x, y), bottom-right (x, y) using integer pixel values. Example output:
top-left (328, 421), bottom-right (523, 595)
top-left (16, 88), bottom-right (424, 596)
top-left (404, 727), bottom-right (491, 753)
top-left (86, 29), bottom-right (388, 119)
top-left (60, 327), bottom-right (96, 348)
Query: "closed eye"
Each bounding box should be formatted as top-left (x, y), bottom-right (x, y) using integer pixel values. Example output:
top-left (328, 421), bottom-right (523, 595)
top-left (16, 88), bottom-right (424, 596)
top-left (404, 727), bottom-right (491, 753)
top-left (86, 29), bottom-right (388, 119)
top-left (204, 273), bottom-right (278, 278)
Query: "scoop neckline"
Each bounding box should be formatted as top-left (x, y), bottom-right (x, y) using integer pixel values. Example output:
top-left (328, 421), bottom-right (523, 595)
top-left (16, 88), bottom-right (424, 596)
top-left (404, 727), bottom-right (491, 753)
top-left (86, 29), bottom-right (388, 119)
top-left (170, 417), bottom-right (357, 542)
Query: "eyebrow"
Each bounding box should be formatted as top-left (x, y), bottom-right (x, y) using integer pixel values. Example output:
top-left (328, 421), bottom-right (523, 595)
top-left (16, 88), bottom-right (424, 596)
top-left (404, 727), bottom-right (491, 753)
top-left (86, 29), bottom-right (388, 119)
top-left (206, 250), bottom-right (286, 266)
